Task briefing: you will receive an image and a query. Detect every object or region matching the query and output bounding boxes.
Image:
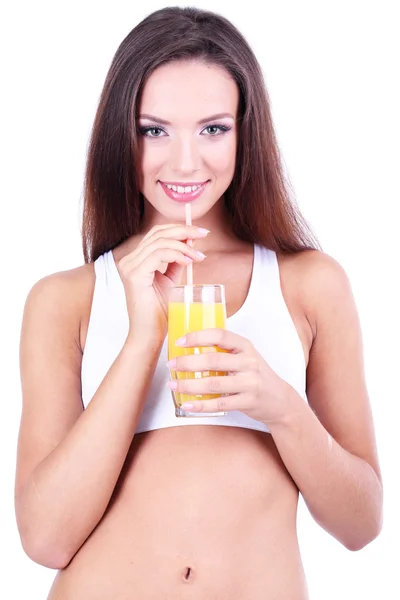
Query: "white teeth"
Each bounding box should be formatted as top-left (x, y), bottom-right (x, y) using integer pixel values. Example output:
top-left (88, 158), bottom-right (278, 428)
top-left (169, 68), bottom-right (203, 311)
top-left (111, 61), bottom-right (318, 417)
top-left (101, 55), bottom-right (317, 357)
top-left (164, 183), bottom-right (202, 193)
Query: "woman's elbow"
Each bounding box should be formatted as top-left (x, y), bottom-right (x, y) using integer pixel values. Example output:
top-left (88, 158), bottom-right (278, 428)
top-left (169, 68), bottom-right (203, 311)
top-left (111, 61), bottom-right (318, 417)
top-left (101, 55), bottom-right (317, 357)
top-left (344, 513), bottom-right (383, 551)
top-left (19, 529), bottom-right (73, 570)
top-left (15, 494), bottom-right (75, 569)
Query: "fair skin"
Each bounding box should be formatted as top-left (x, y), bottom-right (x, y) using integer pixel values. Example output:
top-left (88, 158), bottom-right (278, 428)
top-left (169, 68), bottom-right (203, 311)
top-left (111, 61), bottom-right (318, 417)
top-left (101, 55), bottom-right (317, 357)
top-left (132, 60), bottom-right (383, 548)
top-left (136, 59), bottom-right (240, 254)
top-left (15, 59), bottom-right (382, 599)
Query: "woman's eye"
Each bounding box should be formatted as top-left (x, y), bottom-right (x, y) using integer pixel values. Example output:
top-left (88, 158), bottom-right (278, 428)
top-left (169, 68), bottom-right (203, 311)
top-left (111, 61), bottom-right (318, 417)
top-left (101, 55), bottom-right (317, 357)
top-left (139, 127), bottom-right (165, 138)
top-left (202, 125), bottom-right (230, 136)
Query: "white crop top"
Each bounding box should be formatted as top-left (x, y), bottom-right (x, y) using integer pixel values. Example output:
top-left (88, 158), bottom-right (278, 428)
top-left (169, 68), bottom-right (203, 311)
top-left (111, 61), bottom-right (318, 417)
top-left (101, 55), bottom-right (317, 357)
top-left (81, 244), bottom-right (307, 434)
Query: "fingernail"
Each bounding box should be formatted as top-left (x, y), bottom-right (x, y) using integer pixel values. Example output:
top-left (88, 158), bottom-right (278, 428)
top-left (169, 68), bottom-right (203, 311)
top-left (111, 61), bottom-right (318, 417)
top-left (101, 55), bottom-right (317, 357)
top-left (195, 250), bottom-right (206, 259)
top-left (197, 228), bottom-right (210, 234)
top-left (167, 381), bottom-right (178, 390)
top-left (175, 336), bottom-right (186, 346)
top-left (167, 358), bottom-right (177, 368)
top-left (181, 403), bottom-right (194, 410)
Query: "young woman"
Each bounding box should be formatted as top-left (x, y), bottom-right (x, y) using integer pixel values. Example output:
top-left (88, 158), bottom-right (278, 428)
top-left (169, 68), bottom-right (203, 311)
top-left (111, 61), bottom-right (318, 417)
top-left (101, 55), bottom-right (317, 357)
top-left (15, 7), bottom-right (383, 599)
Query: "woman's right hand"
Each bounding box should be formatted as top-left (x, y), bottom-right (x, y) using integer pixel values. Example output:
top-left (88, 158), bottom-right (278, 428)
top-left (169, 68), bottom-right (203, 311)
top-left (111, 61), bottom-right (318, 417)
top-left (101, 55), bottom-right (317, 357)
top-left (117, 224), bottom-right (209, 343)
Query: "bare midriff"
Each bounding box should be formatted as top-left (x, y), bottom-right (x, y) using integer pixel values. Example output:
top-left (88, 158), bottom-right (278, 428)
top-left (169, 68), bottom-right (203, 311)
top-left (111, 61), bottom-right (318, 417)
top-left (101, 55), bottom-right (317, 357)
top-left (48, 425), bottom-right (309, 599)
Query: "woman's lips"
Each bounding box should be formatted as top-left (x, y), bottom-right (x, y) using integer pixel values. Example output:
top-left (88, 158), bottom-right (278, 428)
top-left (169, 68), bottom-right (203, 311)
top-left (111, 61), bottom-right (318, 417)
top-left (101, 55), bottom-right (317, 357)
top-left (159, 180), bottom-right (209, 203)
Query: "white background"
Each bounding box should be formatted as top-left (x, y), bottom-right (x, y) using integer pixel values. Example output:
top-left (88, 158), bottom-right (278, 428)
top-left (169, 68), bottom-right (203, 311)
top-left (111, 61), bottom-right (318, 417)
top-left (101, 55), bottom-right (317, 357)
top-left (1, 0), bottom-right (399, 597)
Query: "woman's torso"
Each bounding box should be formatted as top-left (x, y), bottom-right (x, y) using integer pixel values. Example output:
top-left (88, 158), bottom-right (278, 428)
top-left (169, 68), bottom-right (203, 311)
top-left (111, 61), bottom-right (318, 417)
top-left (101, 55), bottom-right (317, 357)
top-left (48, 239), bottom-right (313, 600)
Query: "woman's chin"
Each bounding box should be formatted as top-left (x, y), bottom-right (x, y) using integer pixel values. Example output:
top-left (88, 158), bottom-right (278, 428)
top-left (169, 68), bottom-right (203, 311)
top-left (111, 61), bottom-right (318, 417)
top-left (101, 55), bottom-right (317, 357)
top-left (151, 200), bottom-right (217, 223)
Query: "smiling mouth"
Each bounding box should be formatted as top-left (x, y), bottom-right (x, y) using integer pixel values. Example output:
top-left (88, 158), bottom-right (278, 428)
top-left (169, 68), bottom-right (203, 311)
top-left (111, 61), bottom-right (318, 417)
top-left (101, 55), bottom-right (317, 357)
top-left (159, 180), bottom-right (209, 192)
top-left (158, 180), bottom-right (210, 203)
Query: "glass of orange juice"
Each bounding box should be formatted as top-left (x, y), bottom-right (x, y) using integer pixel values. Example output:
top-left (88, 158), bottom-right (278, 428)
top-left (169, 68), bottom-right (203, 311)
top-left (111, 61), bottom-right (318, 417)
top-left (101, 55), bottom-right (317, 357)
top-left (168, 284), bottom-right (228, 418)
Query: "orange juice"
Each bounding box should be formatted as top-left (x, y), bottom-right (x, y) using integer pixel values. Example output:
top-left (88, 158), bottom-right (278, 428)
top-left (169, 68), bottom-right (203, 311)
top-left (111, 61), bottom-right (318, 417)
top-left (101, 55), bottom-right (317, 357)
top-left (168, 300), bottom-right (227, 406)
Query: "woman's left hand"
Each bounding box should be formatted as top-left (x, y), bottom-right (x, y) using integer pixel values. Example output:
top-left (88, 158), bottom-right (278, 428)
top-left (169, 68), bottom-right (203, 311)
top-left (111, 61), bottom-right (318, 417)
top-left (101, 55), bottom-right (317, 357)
top-left (167, 328), bottom-right (292, 425)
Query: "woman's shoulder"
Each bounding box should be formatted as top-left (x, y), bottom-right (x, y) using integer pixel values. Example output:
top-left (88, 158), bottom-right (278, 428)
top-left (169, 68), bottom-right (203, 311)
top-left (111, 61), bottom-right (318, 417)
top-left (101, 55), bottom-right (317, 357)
top-left (277, 248), bottom-right (354, 338)
top-left (23, 262), bottom-right (96, 352)
top-left (277, 248), bottom-right (348, 282)
top-left (26, 261), bottom-right (95, 307)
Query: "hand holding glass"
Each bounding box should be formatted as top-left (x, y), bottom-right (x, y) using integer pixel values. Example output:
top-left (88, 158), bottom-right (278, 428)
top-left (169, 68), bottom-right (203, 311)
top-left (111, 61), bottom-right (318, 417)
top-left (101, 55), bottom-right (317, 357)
top-left (168, 284), bottom-right (228, 417)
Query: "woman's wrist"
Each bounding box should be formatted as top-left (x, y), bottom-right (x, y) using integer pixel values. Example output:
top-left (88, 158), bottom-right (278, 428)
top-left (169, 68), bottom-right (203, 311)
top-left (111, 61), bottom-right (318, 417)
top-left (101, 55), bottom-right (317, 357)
top-left (124, 330), bottom-right (166, 354)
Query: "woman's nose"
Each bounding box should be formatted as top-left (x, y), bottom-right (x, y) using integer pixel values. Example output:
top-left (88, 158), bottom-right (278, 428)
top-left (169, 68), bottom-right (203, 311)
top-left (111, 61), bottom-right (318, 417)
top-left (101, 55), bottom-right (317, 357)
top-left (169, 136), bottom-right (201, 174)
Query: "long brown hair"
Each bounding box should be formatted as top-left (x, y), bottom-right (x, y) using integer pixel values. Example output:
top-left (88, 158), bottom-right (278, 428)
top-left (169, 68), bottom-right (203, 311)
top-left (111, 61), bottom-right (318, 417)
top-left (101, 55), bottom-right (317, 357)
top-left (82, 6), bottom-right (320, 263)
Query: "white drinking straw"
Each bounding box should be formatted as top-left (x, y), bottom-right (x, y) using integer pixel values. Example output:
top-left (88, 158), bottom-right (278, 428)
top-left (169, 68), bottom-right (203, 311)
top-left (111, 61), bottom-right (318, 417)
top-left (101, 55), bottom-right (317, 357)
top-left (185, 203), bottom-right (193, 286)
top-left (184, 203), bottom-right (194, 312)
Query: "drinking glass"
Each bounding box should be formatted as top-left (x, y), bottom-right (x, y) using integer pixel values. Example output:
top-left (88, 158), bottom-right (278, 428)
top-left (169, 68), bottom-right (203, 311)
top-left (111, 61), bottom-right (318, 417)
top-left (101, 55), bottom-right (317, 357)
top-left (168, 284), bottom-right (228, 417)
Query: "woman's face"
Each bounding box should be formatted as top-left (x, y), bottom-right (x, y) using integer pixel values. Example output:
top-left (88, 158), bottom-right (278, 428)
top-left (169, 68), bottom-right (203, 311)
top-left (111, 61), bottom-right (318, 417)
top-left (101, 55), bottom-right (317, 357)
top-left (136, 60), bottom-right (239, 223)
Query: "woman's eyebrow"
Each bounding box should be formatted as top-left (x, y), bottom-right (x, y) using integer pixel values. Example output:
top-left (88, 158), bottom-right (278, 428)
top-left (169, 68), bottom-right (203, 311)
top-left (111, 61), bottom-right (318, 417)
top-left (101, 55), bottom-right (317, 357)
top-left (138, 113), bottom-right (235, 125)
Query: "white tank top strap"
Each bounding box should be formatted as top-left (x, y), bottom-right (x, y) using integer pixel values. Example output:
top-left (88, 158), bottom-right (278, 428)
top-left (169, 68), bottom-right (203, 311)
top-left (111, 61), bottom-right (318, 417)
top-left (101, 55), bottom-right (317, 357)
top-left (254, 245), bottom-right (294, 320)
top-left (93, 249), bottom-right (126, 305)
top-left (228, 244), bottom-right (280, 326)
top-left (97, 250), bottom-right (116, 289)
top-left (252, 244), bottom-right (281, 295)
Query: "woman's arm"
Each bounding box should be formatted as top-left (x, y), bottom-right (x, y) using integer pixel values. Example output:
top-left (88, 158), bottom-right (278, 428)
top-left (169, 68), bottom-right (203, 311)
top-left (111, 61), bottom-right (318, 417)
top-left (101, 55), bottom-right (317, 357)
top-left (268, 251), bottom-right (383, 550)
top-left (15, 268), bottom-right (163, 570)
